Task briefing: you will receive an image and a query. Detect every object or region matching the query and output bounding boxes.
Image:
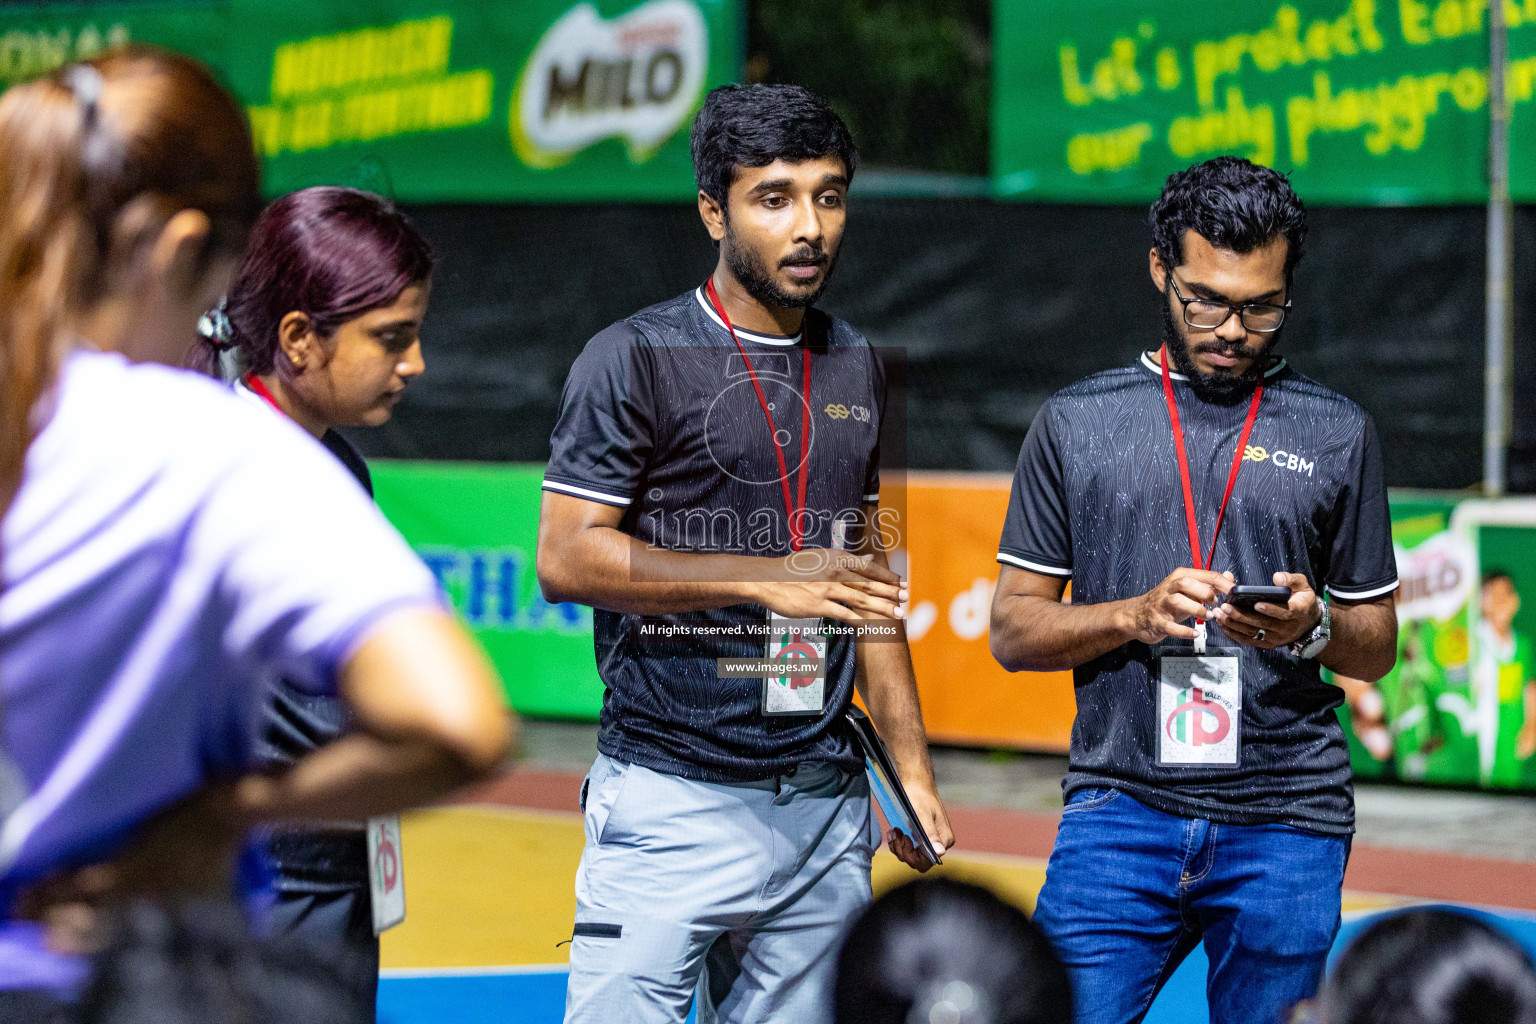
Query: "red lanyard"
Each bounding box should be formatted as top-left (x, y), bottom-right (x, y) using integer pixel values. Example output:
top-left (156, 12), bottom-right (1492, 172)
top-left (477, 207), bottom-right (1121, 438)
top-left (1158, 347), bottom-right (1263, 572)
top-left (245, 374), bottom-right (284, 415)
top-left (704, 278), bottom-right (813, 551)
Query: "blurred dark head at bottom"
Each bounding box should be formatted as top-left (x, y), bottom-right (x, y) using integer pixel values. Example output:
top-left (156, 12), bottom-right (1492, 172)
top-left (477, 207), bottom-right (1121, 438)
top-left (835, 877), bottom-right (1071, 1024)
top-left (1316, 907), bottom-right (1536, 1024)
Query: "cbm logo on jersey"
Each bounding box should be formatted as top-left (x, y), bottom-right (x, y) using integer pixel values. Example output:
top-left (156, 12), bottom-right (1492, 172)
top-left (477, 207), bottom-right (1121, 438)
top-left (513, 0), bottom-right (708, 167)
top-left (1244, 444), bottom-right (1315, 477)
top-left (824, 403), bottom-right (870, 422)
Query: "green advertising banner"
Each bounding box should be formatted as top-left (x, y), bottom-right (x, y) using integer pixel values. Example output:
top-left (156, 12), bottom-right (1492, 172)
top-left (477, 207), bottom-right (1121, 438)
top-left (994, 0), bottom-right (1536, 204)
top-left (370, 461), bottom-right (604, 719)
top-left (1334, 493), bottom-right (1536, 791)
top-left (0, 0), bottom-right (739, 201)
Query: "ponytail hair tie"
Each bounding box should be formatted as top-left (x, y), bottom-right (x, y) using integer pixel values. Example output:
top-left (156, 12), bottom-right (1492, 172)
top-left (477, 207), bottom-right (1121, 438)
top-left (197, 299), bottom-right (233, 349)
top-left (62, 64), bottom-right (103, 128)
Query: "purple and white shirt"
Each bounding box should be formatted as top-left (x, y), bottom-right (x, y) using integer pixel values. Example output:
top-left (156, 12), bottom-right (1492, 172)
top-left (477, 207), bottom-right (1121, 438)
top-left (0, 349), bottom-right (440, 989)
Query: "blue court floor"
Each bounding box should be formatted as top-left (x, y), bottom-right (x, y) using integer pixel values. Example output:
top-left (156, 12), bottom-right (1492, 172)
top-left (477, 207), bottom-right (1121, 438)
top-left (378, 907), bottom-right (1536, 1024)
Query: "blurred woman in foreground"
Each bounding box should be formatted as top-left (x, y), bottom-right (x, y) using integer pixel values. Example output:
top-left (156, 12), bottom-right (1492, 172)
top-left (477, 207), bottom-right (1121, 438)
top-left (192, 185), bottom-right (436, 1013)
top-left (0, 46), bottom-right (513, 1014)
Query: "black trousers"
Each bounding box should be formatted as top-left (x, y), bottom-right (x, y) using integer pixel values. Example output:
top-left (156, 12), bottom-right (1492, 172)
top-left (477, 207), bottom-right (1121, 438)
top-left (263, 829), bottom-right (379, 1021)
top-left (0, 990), bottom-right (74, 1024)
top-left (267, 884), bottom-right (379, 1019)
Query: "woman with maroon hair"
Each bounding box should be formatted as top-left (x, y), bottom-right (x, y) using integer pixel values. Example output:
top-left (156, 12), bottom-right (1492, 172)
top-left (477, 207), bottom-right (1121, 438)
top-left (194, 185), bottom-right (436, 1015)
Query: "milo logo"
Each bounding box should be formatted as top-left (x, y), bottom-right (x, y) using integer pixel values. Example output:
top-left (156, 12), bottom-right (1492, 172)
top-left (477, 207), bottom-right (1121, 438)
top-left (512, 0), bottom-right (708, 167)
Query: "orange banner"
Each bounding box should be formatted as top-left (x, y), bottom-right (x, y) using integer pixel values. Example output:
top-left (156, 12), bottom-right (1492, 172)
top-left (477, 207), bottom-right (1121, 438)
top-left (891, 472), bottom-right (1076, 752)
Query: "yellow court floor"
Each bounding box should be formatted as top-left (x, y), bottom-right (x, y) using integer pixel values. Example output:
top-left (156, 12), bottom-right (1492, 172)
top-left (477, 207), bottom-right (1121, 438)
top-left (380, 806), bottom-right (1409, 971)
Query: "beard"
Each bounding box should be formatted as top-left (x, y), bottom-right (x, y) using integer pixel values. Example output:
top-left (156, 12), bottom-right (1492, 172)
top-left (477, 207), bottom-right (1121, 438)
top-left (1160, 297), bottom-right (1280, 404)
top-left (722, 219), bottom-right (839, 311)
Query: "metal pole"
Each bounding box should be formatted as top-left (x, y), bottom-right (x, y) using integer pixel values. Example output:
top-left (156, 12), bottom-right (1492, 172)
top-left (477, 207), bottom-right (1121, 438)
top-left (1486, 0), bottom-right (1513, 498)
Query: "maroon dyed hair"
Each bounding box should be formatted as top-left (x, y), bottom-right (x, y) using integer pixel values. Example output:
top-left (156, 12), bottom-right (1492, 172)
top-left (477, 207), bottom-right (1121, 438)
top-left (193, 185), bottom-right (434, 376)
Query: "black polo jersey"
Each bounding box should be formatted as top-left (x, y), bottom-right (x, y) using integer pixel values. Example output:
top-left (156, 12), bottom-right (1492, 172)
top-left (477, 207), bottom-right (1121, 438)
top-left (258, 429), bottom-right (372, 889)
top-left (255, 429), bottom-right (371, 776)
top-left (544, 286), bottom-right (884, 783)
top-left (999, 351), bottom-right (1397, 834)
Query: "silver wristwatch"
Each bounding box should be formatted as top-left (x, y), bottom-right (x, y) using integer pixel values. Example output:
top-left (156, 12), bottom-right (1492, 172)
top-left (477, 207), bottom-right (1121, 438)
top-left (1289, 600), bottom-right (1331, 660)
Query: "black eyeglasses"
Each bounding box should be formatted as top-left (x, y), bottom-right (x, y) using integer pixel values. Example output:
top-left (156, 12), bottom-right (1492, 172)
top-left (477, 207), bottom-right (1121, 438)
top-left (1168, 275), bottom-right (1290, 333)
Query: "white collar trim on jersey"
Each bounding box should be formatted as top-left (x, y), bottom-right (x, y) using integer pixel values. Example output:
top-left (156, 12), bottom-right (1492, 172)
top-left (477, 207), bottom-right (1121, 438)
top-left (234, 378), bottom-right (273, 410)
top-left (1140, 350), bottom-right (1288, 381)
top-left (695, 287), bottom-right (802, 346)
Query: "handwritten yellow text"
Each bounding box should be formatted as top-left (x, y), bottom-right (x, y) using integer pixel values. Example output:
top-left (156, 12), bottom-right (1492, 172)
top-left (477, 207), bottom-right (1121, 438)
top-left (1156, 46), bottom-right (1183, 90)
top-left (1066, 121), bottom-right (1154, 174)
top-left (1399, 0), bottom-right (1536, 46)
top-left (250, 70), bottom-right (492, 156)
top-left (1286, 66), bottom-right (1487, 164)
top-left (250, 70), bottom-right (491, 156)
top-left (270, 16), bottom-right (453, 101)
top-left (0, 23), bottom-right (128, 87)
top-left (1060, 37), bottom-right (1144, 106)
top-left (1508, 53), bottom-right (1536, 100)
top-left (1193, 0), bottom-right (1384, 108)
top-left (1169, 87), bottom-right (1277, 165)
top-left (250, 15), bottom-right (493, 158)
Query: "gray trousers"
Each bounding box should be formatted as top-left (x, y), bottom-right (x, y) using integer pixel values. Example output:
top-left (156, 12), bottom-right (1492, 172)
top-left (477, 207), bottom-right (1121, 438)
top-left (564, 755), bottom-right (876, 1024)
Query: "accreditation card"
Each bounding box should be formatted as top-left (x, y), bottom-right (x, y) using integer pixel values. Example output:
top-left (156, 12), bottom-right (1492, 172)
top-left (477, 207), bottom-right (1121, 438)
top-left (763, 612), bottom-right (828, 716)
top-left (1156, 647), bottom-right (1242, 767)
top-left (367, 814), bottom-right (406, 934)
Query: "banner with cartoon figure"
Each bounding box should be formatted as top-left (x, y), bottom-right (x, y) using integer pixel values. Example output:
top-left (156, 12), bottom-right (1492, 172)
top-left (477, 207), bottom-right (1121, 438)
top-left (1334, 495), bottom-right (1477, 783)
top-left (1333, 495), bottom-right (1536, 791)
top-left (1453, 501), bottom-right (1536, 790)
top-left (0, 0), bottom-right (739, 201)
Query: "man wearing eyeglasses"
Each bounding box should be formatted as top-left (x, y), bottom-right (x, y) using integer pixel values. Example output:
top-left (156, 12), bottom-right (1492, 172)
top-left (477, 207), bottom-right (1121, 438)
top-left (988, 156), bottom-right (1399, 1024)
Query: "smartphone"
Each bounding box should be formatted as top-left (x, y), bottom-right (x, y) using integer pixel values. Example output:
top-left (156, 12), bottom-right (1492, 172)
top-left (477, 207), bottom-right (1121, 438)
top-left (1225, 585), bottom-right (1292, 610)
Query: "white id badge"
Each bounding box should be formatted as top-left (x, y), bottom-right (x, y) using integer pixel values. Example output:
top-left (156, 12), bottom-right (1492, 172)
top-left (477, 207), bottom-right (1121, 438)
top-left (763, 612), bottom-right (828, 716)
top-left (1157, 651), bottom-right (1242, 766)
top-left (367, 814), bottom-right (406, 934)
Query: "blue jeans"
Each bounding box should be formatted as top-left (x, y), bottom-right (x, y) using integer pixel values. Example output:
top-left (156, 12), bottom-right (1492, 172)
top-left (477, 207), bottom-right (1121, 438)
top-left (1034, 787), bottom-right (1348, 1024)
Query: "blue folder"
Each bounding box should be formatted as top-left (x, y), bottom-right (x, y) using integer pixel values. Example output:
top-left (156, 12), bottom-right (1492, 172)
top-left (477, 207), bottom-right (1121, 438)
top-left (847, 706), bottom-right (941, 866)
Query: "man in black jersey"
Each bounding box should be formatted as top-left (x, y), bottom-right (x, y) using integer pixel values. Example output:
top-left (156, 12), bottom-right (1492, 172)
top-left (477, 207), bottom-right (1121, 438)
top-left (989, 157), bottom-right (1398, 1024)
top-left (537, 85), bottom-right (953, 1024)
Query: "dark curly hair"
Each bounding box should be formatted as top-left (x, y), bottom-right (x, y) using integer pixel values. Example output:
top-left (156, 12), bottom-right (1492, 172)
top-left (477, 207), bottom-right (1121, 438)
top-left (1318, 908), bottom-right (1536, 1024)
top-left (690, 83), bottom-right (858, 206)
top-left (1149, 156), bottom-right (1307, 280)
top-left (834, 879), bottom-right (1071, 1024)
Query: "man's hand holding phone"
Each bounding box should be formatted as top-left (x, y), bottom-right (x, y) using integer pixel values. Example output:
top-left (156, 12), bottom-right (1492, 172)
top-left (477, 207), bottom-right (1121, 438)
top-left (1215, 571), bottom-right (1322, 649)
top-left (1117, 568), bottom-right (1234, 644)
